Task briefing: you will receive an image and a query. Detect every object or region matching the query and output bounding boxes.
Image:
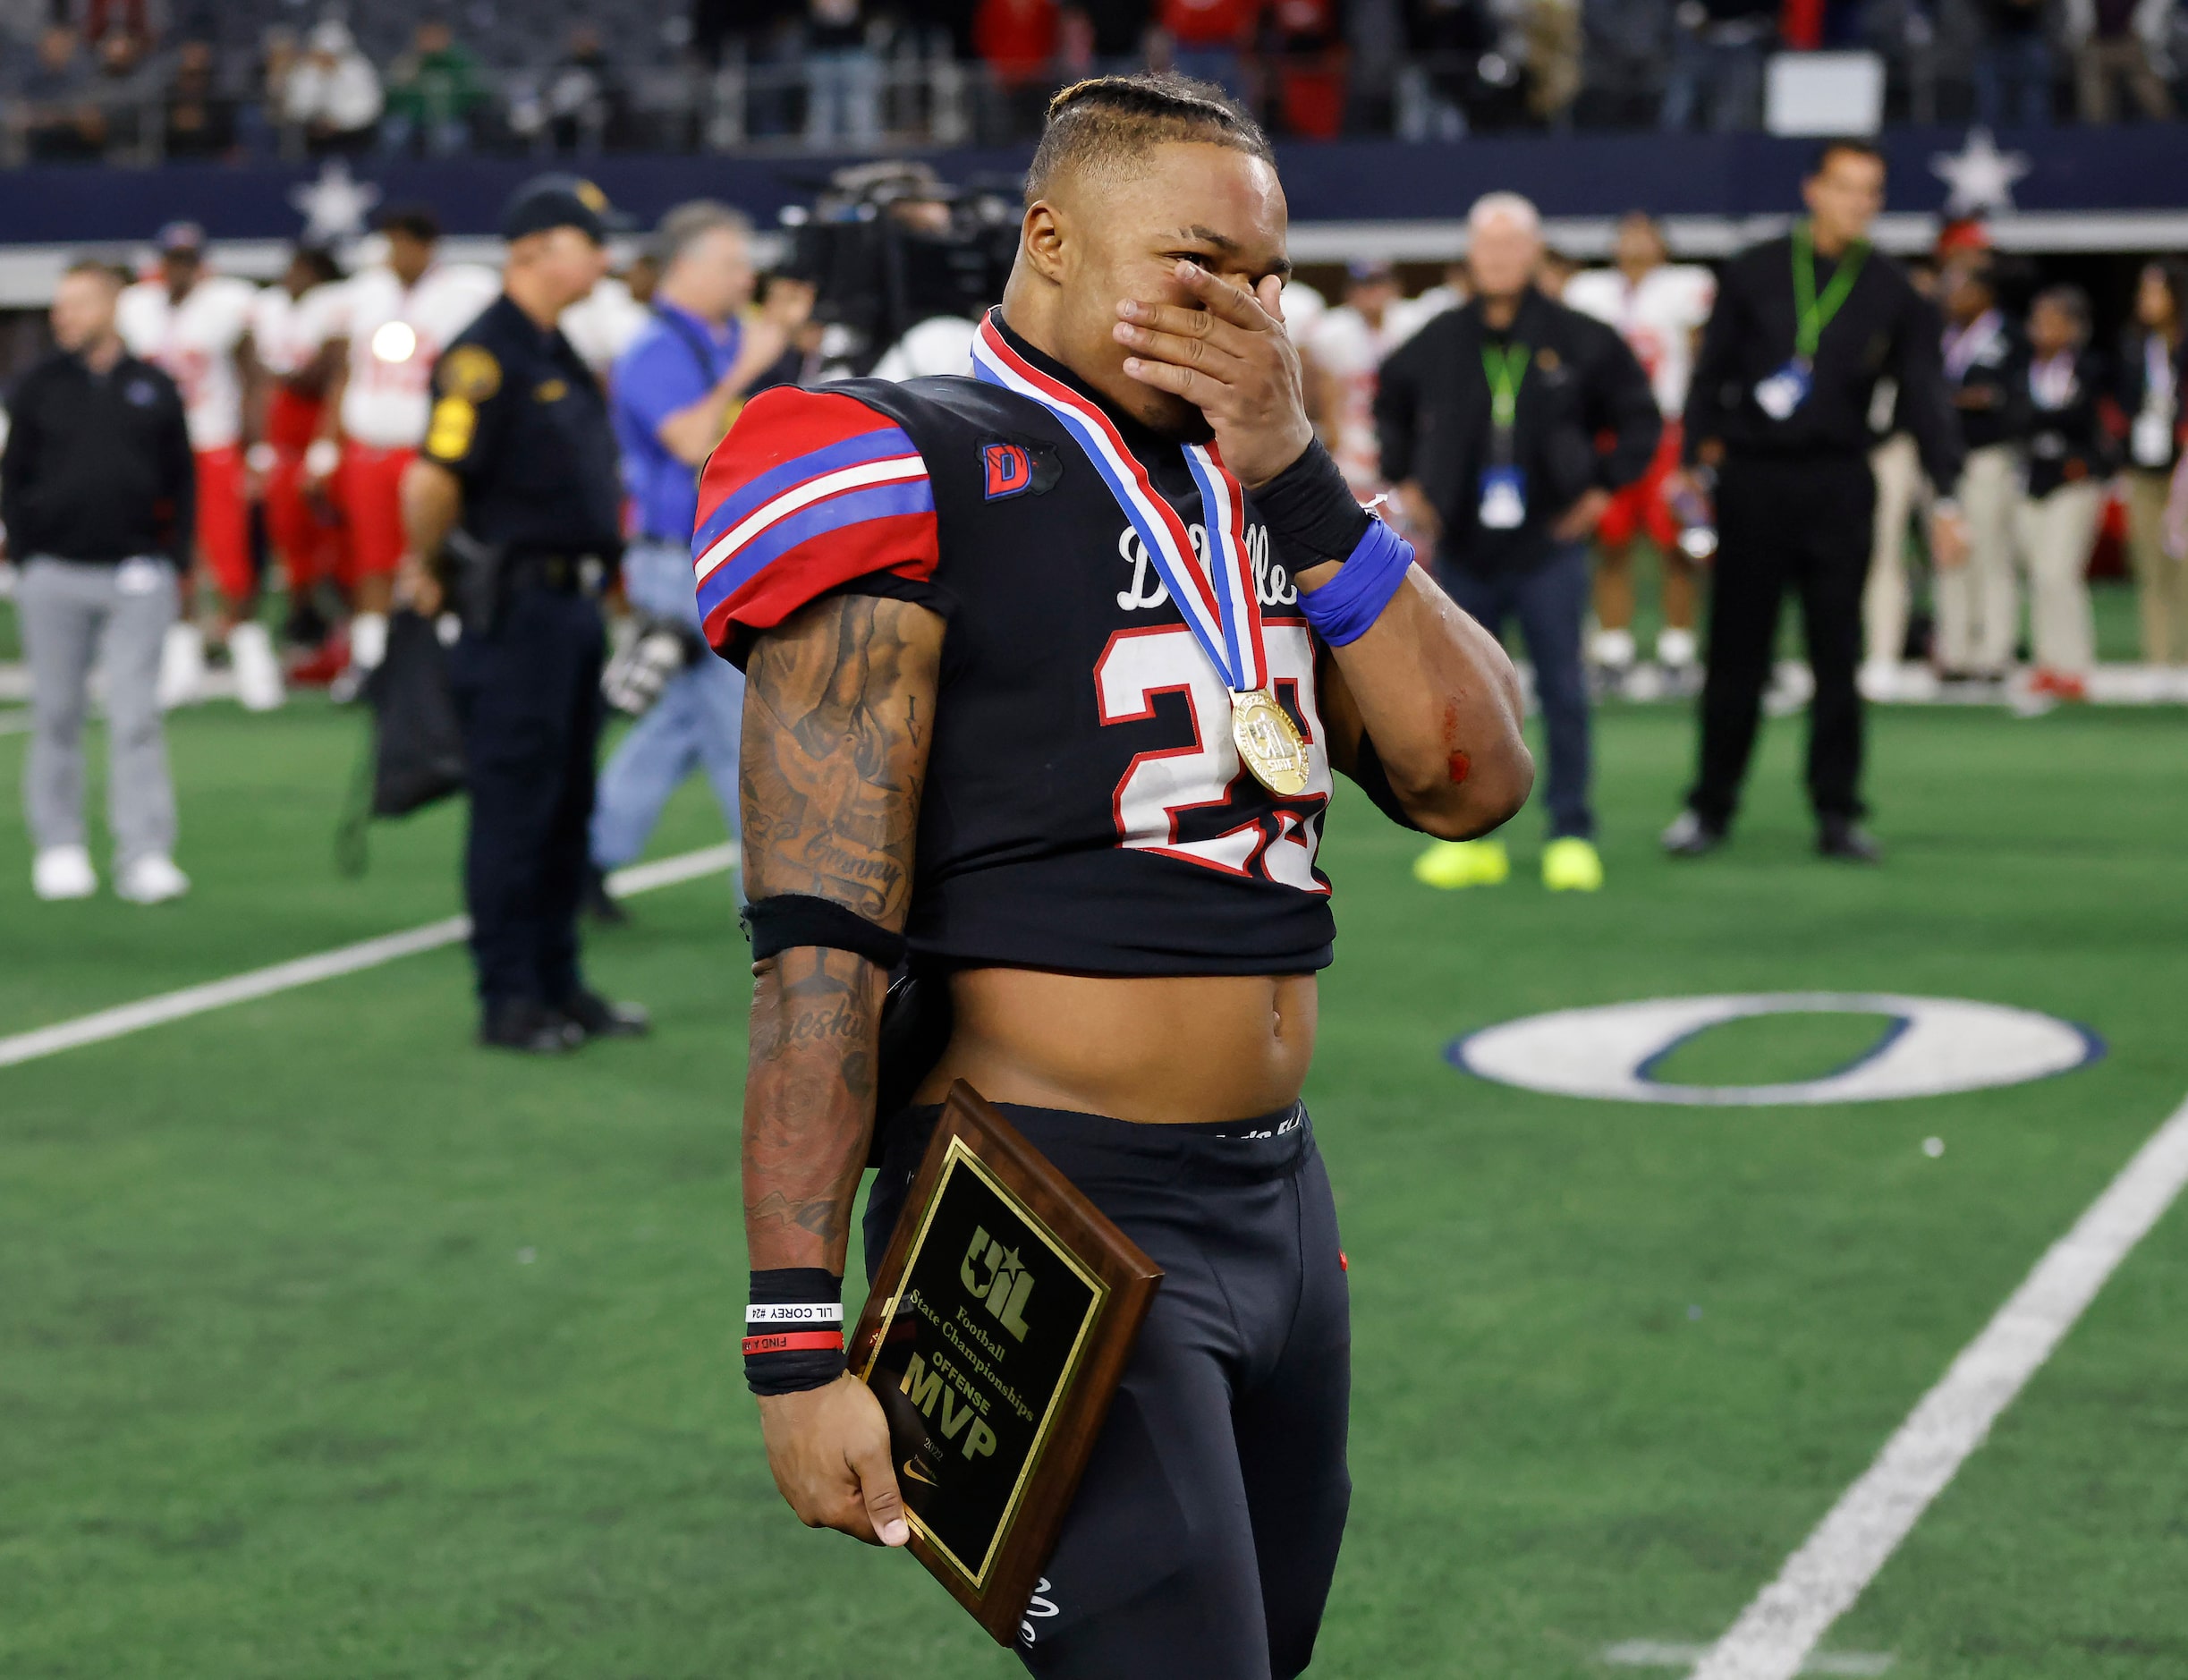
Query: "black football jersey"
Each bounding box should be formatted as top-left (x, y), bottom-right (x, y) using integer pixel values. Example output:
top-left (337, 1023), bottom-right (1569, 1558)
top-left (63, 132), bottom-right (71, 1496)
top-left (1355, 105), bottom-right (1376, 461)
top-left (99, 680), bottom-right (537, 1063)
top-left (694, 318), bottom-right (1337, 976)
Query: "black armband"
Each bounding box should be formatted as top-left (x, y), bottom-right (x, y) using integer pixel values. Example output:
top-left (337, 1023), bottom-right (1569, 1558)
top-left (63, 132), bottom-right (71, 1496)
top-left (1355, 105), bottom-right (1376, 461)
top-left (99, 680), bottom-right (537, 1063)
top-left (742, 894), bottom-right (906, 969)
top-left (1251, 439), bottom-right (1373, 573)
top-left (744, 1268), bottom-right (847, 1396)
top-left (1348, 731), bottom-right (1429, 834)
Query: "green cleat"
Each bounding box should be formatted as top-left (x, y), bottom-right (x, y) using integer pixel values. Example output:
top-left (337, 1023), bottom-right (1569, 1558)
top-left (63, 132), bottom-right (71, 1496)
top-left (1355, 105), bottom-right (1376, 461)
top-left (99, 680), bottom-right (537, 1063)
top-left (1542, 836), bottom-right (1604, 892)
top-left (1412, 837), bottom-right (1511, 889)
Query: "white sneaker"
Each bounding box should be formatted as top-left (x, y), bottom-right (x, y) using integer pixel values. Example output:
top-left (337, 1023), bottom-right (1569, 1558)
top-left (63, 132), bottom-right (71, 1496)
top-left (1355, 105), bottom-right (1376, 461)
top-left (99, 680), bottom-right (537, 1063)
top-left (1590, 626), bottom-right (1637, 671)
top-left (229, 620), bottom-right (287, 712)
top-left (115, 853), bottom-right (191, 904)
top-left (33, 844), bottom-right (98, 901)
top-left (1656, 626), bottom-right (1699, 670)
top-left (157, 621), bottom-right (207, 710)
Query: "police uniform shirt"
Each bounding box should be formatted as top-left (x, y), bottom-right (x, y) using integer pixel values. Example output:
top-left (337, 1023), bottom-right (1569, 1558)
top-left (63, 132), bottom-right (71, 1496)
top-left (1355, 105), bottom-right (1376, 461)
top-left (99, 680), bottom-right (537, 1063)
top-left (422, 293), bottom-right (623, 555)
top-left (691, 314), bottom-right (1337, 978)
top-left (1686, 233), bottom-right (1965, 491)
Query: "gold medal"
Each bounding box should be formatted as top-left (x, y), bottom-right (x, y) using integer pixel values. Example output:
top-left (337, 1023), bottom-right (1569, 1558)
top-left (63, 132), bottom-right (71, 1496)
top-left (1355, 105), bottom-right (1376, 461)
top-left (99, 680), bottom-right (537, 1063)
top-left (1231, 688), bottom-right (1310, 796)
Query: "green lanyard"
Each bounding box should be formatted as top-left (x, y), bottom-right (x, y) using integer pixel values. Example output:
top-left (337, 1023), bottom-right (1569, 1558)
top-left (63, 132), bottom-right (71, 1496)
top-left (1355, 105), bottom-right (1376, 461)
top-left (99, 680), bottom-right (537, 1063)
top-left (1791, 222), bottom-right (1868, 362)
top-left (1481, 342), bottom-right (1530, 430)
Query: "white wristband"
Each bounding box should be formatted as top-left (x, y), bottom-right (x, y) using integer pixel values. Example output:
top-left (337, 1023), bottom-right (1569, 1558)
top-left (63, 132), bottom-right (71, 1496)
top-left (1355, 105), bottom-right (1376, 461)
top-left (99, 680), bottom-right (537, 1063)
top-left (304, 438), bottom-right (342, 479)
top-left (245, 442), bottom-right (278, 476)
top-left (745, 1302), bottom-right (844, 1326)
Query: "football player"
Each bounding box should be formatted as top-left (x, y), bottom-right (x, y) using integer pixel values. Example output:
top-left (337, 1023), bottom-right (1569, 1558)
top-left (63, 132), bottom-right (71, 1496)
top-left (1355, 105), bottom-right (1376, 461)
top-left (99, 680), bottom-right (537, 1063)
top-left (1563, 211), bottom-right (1716, 684)
top-left (247, 244), bottom-right (348, 665)
top-left (708, 75), bottom-right (1532, 1678)
top-left (310, 204), bottom-right (498, 693)
top-left (1302, 257), bottom-right (1411, 496)
top-left (117, 222), bottom-right (282, 710)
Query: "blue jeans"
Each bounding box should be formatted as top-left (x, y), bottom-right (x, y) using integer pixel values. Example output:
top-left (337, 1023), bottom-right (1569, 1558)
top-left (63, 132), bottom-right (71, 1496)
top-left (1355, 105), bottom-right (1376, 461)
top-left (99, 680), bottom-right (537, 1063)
top-left (589, 539), bottom-right (745, 870)
top-left (1440, 541), bottom-right (1594, 841)
top-left (1973, 34), bottom-right (2053, 125)
top-left (1659, 36), bottom-right (1767, 131)
top-left (805, 47), bottom-right (882, 146)
top-left (379, 112), bottom-right (471, 157)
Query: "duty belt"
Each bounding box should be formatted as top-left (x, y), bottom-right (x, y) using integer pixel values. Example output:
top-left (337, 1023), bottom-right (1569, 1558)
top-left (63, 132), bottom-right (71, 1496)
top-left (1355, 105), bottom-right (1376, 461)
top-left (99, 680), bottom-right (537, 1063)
top-left (505, 552), bottom-right (608, 593)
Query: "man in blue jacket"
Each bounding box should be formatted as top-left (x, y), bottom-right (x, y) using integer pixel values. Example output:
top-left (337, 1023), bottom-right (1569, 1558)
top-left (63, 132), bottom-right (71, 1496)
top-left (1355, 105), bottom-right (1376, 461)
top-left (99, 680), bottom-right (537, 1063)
top-left (586, 202), bottom-right (811, 917)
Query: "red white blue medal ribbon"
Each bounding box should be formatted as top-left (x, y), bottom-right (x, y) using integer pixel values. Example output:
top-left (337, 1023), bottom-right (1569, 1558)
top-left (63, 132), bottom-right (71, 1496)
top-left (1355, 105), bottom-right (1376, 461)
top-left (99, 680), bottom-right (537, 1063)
top-left (971, 312), bottom-right (1267, 694)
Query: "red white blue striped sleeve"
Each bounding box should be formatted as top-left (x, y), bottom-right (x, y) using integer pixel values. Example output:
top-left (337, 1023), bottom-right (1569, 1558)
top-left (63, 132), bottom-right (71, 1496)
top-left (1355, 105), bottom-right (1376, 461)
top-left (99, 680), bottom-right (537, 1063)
top-left (691, 386), bottom-right (937, 658)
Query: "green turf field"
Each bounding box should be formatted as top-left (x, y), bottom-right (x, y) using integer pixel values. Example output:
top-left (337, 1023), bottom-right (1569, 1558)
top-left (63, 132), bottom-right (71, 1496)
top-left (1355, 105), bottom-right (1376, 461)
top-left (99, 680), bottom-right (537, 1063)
top-left (1, 685), bottom-right (2184, 1680)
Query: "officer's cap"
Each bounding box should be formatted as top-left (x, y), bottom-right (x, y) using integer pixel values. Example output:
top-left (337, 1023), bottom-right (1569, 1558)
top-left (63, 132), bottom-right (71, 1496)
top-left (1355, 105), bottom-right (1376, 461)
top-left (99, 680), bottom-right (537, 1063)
top-left (501, 174), bottom-right (630, 246)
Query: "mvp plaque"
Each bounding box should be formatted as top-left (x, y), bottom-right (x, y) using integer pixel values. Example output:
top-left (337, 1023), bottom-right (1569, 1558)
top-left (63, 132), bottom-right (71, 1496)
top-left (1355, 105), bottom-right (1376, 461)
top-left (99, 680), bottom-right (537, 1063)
top-left (849, 1082), bottom-right (1161, 1644)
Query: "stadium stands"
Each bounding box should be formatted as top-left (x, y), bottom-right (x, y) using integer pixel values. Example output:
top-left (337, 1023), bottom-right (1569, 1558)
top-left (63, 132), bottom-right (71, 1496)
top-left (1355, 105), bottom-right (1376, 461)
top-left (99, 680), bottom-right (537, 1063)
top-left (2, 0), bottom-right (2184, 165)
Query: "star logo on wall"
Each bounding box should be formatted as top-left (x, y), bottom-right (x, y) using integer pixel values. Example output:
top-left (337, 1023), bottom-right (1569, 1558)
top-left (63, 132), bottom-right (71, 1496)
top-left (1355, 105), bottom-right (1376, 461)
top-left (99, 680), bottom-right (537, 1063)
top-left (288, 160), bottom-right (383, 247)
top-left (1929, 127), bottom-right (2032, 218)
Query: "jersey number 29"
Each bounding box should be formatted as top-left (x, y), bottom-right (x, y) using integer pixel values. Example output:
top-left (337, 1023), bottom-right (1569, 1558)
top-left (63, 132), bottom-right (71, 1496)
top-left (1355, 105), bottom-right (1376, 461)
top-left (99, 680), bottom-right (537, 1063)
top-left (1095, 623), bottom-right (1331, 894)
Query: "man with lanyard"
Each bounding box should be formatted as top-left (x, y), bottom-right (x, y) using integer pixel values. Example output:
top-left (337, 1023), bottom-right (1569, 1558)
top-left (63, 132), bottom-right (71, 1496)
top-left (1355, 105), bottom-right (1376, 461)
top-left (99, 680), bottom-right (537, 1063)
top-left (1378, 191), bottom-right (1658, 894)
top-left (397, 175), bottom-right (649, 1054)
top-left (582, 202), bottom-right (813, 920)
top-left (699, 73), bottom-right (1533, 1677)
top-left (1666, 140), bottom-right (1965, 863)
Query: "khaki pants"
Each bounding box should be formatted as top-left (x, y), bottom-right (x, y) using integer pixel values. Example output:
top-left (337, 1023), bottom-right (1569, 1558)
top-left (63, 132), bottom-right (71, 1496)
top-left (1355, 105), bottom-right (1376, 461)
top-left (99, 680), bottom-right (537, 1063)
top-left (2075, 36), bottom-right (2173, 122)
top-left (2123, 468), bottom-right (2188, 665)
top-left (1933, 444), bottom-right (2021, 674)
top-left (1863, 431), bottom-right (1927, 666)
top-left (2014, 481), bottom-right (2102, 675)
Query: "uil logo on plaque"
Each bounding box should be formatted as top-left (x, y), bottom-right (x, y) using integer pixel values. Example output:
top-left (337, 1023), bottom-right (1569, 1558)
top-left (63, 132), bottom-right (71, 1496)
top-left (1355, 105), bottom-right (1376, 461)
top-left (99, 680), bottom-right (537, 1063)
top-left (851, 1084), bottom-right (1161, 1643)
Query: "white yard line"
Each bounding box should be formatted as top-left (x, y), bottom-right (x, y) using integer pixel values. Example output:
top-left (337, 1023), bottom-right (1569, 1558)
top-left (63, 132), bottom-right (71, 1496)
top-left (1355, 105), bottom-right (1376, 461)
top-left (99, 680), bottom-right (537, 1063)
top-left (1604, 1640), bottom-right (1891, 1676)
top-left (1690, 1091), bottom-right (2188, 1680)
top-left (0, 843), bottom-right (738, 1072)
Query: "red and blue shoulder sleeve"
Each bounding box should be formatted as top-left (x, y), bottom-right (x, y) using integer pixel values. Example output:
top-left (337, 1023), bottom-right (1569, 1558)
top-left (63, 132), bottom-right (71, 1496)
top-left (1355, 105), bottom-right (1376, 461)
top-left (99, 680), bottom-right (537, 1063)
top-left (691, 386), bottom-right (938, 661)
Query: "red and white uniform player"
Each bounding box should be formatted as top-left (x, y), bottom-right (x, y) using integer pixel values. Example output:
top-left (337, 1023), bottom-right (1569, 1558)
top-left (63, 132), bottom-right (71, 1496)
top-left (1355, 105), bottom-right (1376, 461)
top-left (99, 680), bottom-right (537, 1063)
top-left (326, 259), bottom-right (499, 584)
top-left (1302, 261), bottom-right (1412, 501)
top-left (116, 258), bottom-right (259, 606)
top-left (1562, 214), bottom-right (1716, 672)
top-left (250, 256), bottom-right (349, 598)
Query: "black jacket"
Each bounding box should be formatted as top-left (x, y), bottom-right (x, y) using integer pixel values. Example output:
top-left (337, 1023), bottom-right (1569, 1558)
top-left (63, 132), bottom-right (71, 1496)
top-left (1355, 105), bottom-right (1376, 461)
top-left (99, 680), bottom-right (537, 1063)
top-left (1685, 233), bottom-right (1964, 490)
top-left (2110, 327), bottom-right (2186, 472)
top-left (1376, 287), bottom-right (1660, 570)
top-left (1941, 310), bottom-right (2022, 454)
top-left (2023, 348), bottom-right (2115, 499)
top-left (1, 346), bottom-right (194, 564)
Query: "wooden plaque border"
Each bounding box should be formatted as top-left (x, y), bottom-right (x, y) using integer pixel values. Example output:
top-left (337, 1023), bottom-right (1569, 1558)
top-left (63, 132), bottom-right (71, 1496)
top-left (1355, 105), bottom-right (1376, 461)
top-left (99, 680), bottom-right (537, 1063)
top-left (848, 1081), bottom-right (1161, 1645)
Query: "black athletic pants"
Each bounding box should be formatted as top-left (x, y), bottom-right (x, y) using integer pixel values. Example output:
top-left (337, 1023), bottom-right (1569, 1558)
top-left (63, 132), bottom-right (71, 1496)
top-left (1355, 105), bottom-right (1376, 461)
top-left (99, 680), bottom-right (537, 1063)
top-left (1688, 453), bottom-right (1876, 827)
top-left (868, 1102), bottom-right (1352, 1680)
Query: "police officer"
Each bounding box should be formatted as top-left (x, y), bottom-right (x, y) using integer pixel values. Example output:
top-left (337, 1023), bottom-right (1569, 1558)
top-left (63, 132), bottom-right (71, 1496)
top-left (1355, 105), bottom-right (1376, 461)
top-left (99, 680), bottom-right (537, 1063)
top-left (398, 175), bottom-right (649, 1052)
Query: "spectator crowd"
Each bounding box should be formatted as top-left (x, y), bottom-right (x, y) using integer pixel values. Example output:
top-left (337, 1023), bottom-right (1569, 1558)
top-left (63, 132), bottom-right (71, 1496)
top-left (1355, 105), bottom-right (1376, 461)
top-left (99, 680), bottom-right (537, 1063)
top-left (0, 0), bottom-right (2181, 163)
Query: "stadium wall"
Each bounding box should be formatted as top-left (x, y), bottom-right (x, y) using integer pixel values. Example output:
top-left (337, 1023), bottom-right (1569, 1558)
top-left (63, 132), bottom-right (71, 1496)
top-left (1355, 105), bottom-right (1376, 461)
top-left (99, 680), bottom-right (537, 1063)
top-left (0, 123), bottom-right (2181, 304)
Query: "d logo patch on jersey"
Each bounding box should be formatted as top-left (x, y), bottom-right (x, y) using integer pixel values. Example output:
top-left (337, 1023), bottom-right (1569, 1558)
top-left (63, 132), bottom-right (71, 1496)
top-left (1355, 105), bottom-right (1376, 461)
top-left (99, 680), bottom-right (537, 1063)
top-left (980, 438), bottom-right (1060, 501)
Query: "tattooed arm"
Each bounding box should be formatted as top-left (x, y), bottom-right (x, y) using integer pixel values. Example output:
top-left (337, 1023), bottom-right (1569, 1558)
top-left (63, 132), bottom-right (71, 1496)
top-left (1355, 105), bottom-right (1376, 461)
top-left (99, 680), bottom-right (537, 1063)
top-left (741, 591), bottom-right (945, 1548)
